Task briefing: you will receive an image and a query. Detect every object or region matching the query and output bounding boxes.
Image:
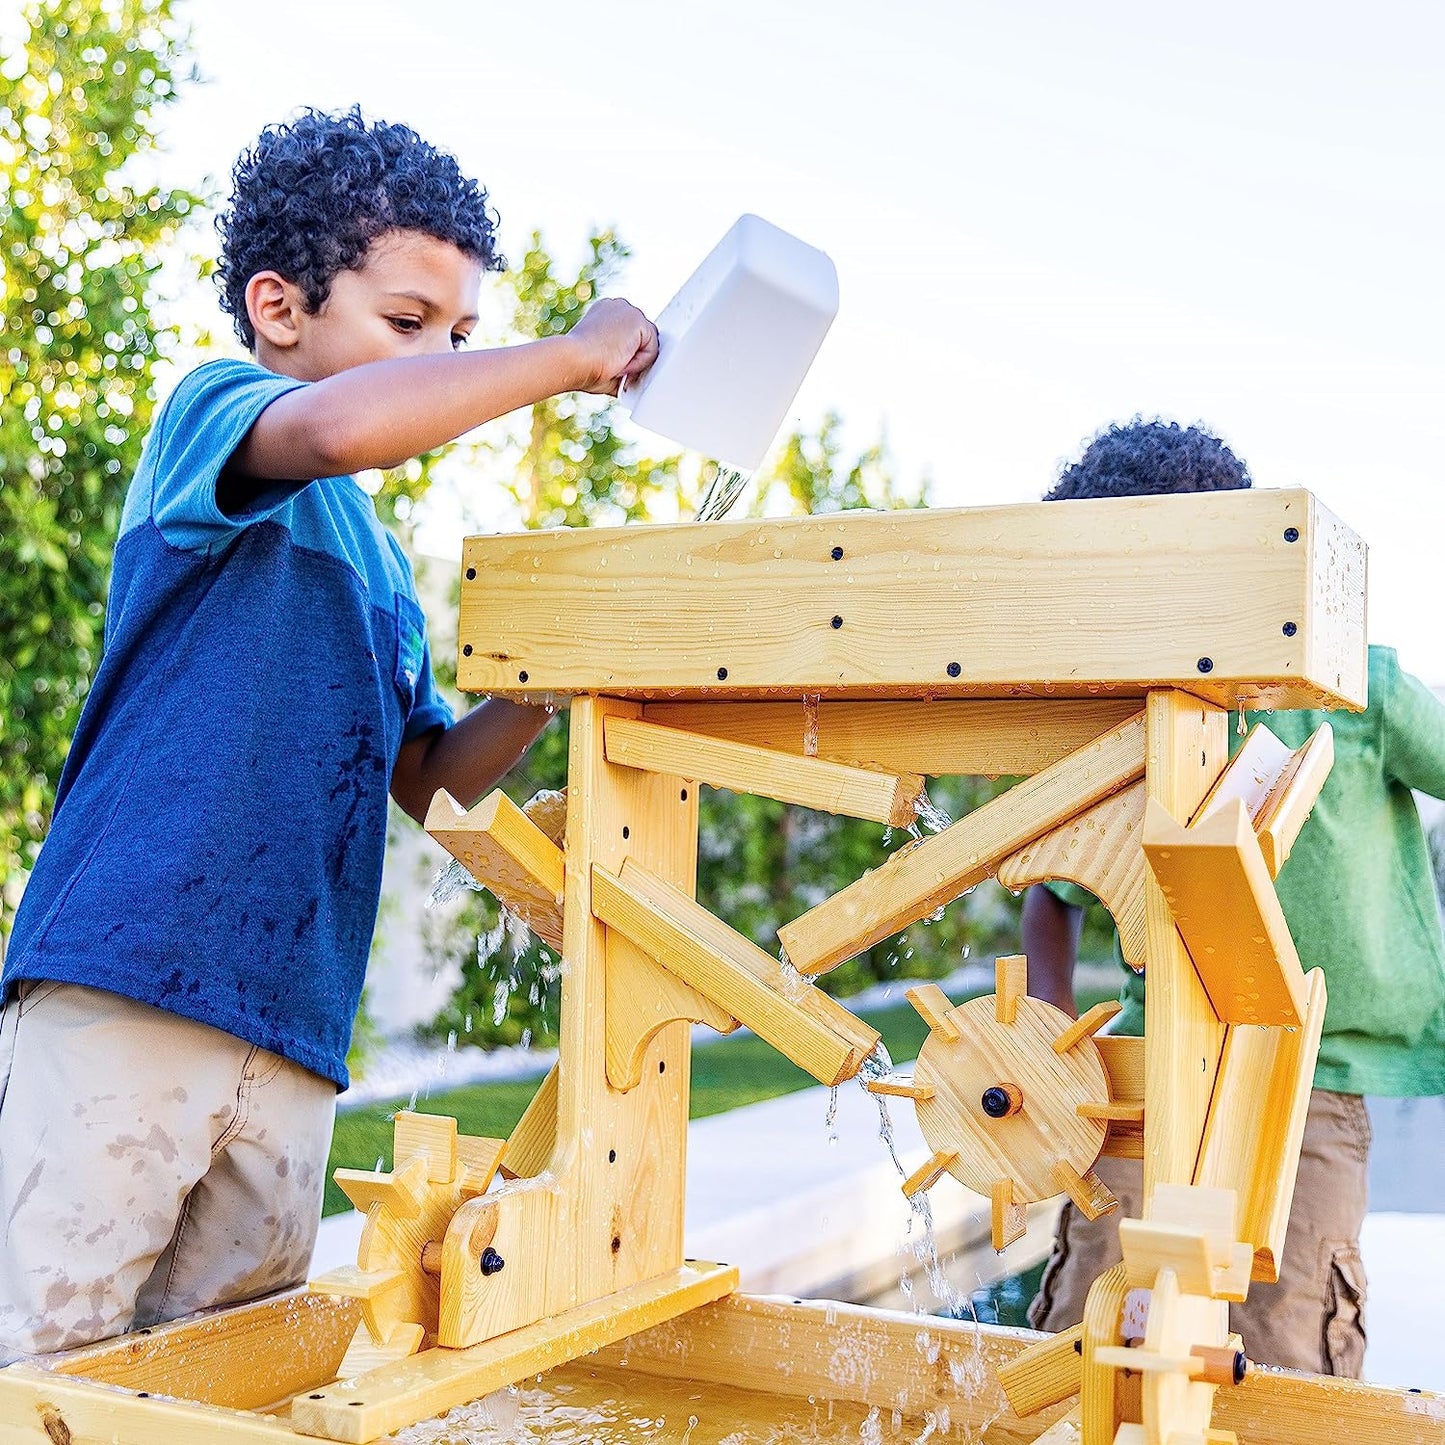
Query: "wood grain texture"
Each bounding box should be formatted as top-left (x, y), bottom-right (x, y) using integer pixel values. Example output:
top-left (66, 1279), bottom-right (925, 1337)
top-left (998, 780), bottom-right (1149, 971)
top-left (592, 859), bottom-right (880, 1087)
top-left (644, 696), bottom-right (1144, 778)
top-left (290, 1263), bottom-right (737, 1443)
top-left (456, 491), bottom-right (1366, 710)
top-left (914, 993), bottom-right (1110, 1202)
top-left (604, 714), bottom-right (925, 825)
top-left (780, 712), bottom-right (1147, 976)
top-left (1196, 968), bottom-right (1328, 1282)
top-left (1143, 692), bottom-right (1229, 1202)
top-left (1144, 796), bottom-right (1309, 1027)
top-left (424, 788), bottom-right (565, 951)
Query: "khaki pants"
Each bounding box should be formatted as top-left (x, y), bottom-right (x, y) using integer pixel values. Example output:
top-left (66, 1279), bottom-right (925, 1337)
top-left (0, 981), bottom-right (336, 1360)
top-left (1029, 1089), bottom-right (1370, 1377)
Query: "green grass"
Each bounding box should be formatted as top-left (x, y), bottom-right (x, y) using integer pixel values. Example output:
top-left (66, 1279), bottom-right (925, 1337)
top-left (325, 977), bottom-right (1118, 1217)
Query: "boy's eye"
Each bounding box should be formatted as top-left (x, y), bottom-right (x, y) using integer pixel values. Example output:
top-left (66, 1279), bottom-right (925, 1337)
top-left (388, 316), bottom-right (422, 334)
top-left (452, 332), bottom-right (470, 351)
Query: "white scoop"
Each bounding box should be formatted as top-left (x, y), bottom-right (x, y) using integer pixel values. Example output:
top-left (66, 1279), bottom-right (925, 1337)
top-left (618, 214), bottom-right (839, 472)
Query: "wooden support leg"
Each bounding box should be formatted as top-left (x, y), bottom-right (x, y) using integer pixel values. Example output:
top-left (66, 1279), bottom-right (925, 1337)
top-left (1143, 691), bottom-right (1229, 1203)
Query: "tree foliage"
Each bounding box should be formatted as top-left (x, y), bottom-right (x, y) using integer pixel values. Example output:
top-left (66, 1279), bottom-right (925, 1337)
top-left (0, 0), bottom-right (195, 930)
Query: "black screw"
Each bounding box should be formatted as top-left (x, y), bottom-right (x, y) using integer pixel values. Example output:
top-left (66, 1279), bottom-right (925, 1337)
top-left (622, 825), bottom-right (630, 839)
top-left (981, 1087), bottom-right (1013, 1118)
top-left (1230, 1350), bottom-right (1247, 1385)
top-left (1282, 621), bottom-right (1297, 636)
top-left (1283, 526), bottom-right (1299, 542)
top-left (137, 1391), bottom-right (151, 1398)
top-left (717, 666), bottom-right (728, 680)
top-left (831, 615), bottom-right (843, 629)
top-left (1197, 657), bottom-right (1214, 673)
top-left (831, 545), bottom-right (844, 560)
top-left (462, 644), bottom-right (473, 656)
top-left (658, 1059), bottom-right (667, 1074)
top-left (465, 566), bottom-right (476, 580)
top-left (680, 788), bottom-right (689, 801)
top-left (608, 1148), bottom-right (616, 1163)
top-left (518, 670), bottom-right (528, 683)
top-left (1073, 1339), bottom-right (1083, 1355)
top-left (947, 662), bottom-right (961, 678)
top-left (480, 1246), bottom-right (506, 1276)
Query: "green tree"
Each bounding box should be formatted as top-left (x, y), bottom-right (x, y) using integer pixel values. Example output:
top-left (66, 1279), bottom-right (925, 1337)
top-left (0, 0), bottom-right (196, 932)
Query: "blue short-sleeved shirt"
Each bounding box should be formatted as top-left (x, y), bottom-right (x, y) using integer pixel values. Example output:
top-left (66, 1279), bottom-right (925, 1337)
top-left (4, 358), bottom-right (453, 1088)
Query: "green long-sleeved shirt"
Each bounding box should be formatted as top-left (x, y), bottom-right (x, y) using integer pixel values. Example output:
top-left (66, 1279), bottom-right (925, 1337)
top-left (1052, 645), bottom-right (1445, 1097)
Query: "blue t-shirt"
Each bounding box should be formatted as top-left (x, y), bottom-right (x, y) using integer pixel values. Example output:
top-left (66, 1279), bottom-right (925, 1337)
top-left (4, 358), bottom-right (453, 1088)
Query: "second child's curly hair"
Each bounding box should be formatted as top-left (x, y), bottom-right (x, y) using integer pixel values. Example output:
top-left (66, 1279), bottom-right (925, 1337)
top-left (215, 107), bottom-right (503, 348)
top-left (1046, 418), bottom-right (1252, 501)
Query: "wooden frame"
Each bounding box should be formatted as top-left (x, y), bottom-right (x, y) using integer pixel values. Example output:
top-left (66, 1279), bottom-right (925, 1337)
top-left (6, 492), bottom-right (1418, 1445)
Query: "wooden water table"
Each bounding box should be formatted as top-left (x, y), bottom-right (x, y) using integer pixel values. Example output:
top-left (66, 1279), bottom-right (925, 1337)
top-left (5, 488), bottom-right (1443, 1444)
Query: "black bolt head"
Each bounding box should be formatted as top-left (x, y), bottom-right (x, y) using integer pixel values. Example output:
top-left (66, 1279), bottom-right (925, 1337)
top-left (479, 1246), bottom-right (505, 1276)
top-left (981, 1086), bottom-right (1012, 1118)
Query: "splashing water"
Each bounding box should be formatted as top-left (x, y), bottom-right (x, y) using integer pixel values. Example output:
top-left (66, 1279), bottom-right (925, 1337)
top-left (906, 1189), bottom-right (972, 1319)
top-left (696, 465), bottom-right (751, 521)
top-left (857, 1044), bottom-right (910, 1178)
top-left (1237, 700), bottom-right (1248, 736)
top-left (913, 791), bottom-right (953, 834)
top-left (802, 694), bottom-right (821, 757)
top-left (428, 857), bottom-right (483, 907)
top-left (777, 946), bottom-right (810, 1001)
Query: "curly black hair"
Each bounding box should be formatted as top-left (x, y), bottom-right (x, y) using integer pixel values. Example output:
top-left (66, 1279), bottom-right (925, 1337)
top-left (215, 107), bottom-right (504, 348)
top-left (1046, 418), bottom-right (1252, 501)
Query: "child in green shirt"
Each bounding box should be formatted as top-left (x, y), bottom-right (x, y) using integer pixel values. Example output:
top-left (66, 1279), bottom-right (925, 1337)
top-left (1023, 419), bottom-right (1445, 1377)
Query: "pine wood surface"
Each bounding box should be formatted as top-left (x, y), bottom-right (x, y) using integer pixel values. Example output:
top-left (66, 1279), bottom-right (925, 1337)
top-left (643, 696), bottom-right (1143, 778)
top-left (455, 491), bottom-right (1366, 710)
top-left (1142, 693), bottom-right (1229, 1201)
top-left (1252, 725), bottom-right (1334, 876)
top-left (591, 858), bottom-right (881, 1086)
top-left (1143, 796), bottom-right (1309, 1027)
top-left (779, 711), bottom-right (1148, 976)
top-left (998, 780), bottom-right (1149, 971)
top-left (288, 1263), bottom-right (738, 1443)
top-left (913, 989), bottom-right (1111, 1203)
top-left (423, 789), bottom-right (565, 952)
top-left (7, 1290), bottom-right (1442, 1444)
top-left (1196, 968), bottom-right (1328, 1282)
top-left (604, 714), bottom-right (925, 825)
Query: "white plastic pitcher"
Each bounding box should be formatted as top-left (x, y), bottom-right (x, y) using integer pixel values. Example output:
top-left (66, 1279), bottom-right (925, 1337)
top-left (618, 214), bottom-right (839, 473)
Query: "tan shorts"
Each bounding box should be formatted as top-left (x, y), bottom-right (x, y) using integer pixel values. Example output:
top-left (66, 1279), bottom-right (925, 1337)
top-left (0, 981), bottom-right (336, 1360)
top-left (1029, 1088), bottom-right (1370, 1377)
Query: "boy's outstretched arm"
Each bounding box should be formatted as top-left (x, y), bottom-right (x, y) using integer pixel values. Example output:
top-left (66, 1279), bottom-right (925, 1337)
top-left (231, 300), bottom-right (657, 482)
top-left (1021, 885), bottom-right (1084, 1017)
top-left (390, 698), bottom-right (555, 825)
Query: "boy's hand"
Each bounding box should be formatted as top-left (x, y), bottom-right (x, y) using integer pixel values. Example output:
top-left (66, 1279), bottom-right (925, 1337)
top-left (567, 299), bottom-right (659, 396)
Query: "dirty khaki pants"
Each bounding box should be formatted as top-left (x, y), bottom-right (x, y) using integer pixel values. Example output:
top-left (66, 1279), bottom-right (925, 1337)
top-left (1029, 1089), bottom-right (1370, 1377)
top-left (0, 981), bottom-right (336, 1360)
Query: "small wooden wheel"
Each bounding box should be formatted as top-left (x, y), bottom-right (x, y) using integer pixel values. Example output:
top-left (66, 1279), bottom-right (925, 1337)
top-left (871, 955), bottom-right (1120, 1249)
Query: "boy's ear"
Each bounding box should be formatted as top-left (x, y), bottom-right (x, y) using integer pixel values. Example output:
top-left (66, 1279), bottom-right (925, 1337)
top-left (245, 271), bottom-right (306, 350)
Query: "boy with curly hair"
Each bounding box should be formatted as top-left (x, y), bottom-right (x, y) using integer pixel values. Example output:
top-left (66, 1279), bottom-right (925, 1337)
top-left (1024, 418), bottom-right (1445, 1377)
top-left (0, 108), bottom-right (658, 1357)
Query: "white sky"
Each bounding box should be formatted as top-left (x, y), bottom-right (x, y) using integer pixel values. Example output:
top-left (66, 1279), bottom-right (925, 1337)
top-left (19, 0), bottom-right (1445, 681)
